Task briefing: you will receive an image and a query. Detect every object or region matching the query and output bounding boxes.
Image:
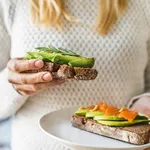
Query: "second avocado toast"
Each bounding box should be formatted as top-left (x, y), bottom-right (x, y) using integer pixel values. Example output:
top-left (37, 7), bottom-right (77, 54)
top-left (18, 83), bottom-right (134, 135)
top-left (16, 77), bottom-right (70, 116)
top-left (72, 102), bottom-right (150, 145)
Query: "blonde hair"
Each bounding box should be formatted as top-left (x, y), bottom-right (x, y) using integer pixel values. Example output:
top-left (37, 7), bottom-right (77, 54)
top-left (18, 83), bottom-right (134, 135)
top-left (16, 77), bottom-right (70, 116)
top-left (30, 0), bottom-right (127, 35)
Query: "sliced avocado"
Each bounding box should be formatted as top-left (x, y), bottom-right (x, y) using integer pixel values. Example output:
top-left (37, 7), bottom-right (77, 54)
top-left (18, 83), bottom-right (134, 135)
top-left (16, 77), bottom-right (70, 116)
top-left (94, 115), bottom-right (125, 121)
top-left (26, 51), bottom-right (95, 68)
top-left (68, 57), bottom-right (95, 68)
top-left (135, 115), bottom-right (148, 120)
top-left (96, 120), bottom-right (150, 127)
top-left (75, 109), bottom-right (89, 116)
top-left (85, 111), bottom-right (104, 118)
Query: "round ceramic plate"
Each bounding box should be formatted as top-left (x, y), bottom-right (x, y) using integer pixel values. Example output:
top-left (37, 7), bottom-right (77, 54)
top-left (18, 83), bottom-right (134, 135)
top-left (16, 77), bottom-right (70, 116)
top-left (39, 107), bottom-right (150, 150)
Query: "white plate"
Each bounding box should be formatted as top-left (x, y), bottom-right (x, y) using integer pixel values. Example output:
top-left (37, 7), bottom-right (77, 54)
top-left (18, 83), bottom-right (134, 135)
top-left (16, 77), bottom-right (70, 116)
top-left (39, 107), bottom-right (150, 150)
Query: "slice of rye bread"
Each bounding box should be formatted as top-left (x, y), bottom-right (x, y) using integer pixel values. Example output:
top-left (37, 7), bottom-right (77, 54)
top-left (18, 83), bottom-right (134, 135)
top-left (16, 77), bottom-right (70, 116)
top-left (23, 62), bottom-right (98, 80)
top-left (71, 115), bottom-right (150, 145)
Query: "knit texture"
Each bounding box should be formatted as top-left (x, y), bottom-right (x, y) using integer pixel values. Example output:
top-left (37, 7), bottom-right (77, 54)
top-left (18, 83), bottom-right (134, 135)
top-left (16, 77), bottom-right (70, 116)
top-left (0, 0), bottom-right (150, 149)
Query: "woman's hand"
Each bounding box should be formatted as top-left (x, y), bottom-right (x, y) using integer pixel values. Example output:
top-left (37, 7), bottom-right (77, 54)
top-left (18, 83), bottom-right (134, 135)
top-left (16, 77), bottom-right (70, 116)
top-left (130, 96), bottom-right (150, 150)
top-left (131, 96), bottom-right (150, 117)
top-left (7, 58), bottom-right (65, 96)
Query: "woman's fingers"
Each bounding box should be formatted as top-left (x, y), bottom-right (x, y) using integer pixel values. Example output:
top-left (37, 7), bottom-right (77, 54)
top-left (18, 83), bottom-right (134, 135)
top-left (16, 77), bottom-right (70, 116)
top-left (7, 58), bottom-right (44, 72)
top-left (7, 58), bottom-right (67, 96)
top-left (8, 71), bottom-right (53, 84)
top-left (13, 79), bottom-right (66, 94)
top-left (131, 96), bottom-right (150, 117)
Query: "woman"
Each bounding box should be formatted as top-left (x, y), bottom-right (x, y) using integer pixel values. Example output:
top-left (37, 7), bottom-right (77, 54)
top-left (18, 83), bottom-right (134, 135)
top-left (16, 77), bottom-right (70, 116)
top-left (0, 0), bottom-right (150, 149)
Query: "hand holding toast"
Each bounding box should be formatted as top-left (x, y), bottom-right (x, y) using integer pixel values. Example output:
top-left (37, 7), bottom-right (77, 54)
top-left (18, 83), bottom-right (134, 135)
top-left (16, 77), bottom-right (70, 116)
top-left (131, 96), bottom-right (150, 117)
top-left (7, 58), bottom-right (65, 96)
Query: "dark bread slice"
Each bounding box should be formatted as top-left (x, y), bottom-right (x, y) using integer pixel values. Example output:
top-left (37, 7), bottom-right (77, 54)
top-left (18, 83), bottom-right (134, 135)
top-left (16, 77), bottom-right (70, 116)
top-left (71, 115), bottom-right (150, 145)
top-left (24, 62), bottom-right (98, 80)
top-left (74, 67), bottom-right (98, 80)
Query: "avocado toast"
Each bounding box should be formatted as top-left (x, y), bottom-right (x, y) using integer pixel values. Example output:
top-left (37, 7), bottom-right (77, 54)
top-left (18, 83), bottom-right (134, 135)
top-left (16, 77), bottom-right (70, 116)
top-left (24, 46), bottom-right (98, 80)
top-left (71, 102), bottom-right (150, 145)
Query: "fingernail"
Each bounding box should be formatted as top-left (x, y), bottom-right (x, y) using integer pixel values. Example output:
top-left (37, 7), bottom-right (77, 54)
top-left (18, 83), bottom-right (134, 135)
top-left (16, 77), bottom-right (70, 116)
top-left (43, 73), bottom-right (52, 81)
top-left (34, 60), bottom-right (43, 68)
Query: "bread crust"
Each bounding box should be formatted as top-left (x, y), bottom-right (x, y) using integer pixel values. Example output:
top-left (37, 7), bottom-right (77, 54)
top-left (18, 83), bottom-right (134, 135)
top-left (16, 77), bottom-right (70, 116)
top-left (71, 115), bottom-right (150, 145)
top-left (23, 62), bottom-right (98, 80)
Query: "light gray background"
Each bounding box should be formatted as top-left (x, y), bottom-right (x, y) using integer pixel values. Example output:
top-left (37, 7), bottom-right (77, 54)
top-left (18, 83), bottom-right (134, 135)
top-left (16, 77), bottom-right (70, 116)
top-left (0, 119), bottom-right (11, 150)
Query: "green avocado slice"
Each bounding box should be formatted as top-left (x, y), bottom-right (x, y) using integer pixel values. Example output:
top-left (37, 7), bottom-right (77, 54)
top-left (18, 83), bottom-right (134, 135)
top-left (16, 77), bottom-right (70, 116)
top-left (26, 52), bottom-right (95, 68)
top-left (75, 109), bottom-right (89, 116)
top-left (96, 120), bottom-right (150, 127)
top-left (68, 57), bottom-right (95, 68)
top-left (94, 115), bottom-right (125, 121)
top-left (135, 115), bottom-right (148, 120)
top-left (85, 111), bottom-right (104, 118)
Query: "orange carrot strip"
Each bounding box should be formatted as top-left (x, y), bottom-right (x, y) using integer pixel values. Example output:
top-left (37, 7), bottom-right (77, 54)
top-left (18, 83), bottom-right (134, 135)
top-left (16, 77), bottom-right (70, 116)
top-left (99, 103), bottom-right (108, 112)
top-left (104, 106), bottom-right (119, 116)
top-left (86, 105), bottom-right (95, 110)
top-left (90, 105), bottom-right (99, 111)
top-left (119, 110), bottom-right (138, 122)
top-left (97, 102), bottom-right (104, 110)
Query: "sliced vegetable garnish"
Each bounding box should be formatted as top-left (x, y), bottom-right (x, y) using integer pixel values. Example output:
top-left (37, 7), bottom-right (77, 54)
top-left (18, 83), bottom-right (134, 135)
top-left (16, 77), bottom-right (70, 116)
top-left (25, 45), bottom-right (95, 68)
top-left (68, 57), bottom-right (94, 68)
top-left (99, 103), bottom-right (108, 112)
top-left (86, 105), bottom-right (95, 110)
top-left (75, 109), bottom-right (89, 116)
top-left (118, 109), bottom-right (138, 122)
top-left (97, 102), bottom-right (104, 110)
top-left (90, 105), bottom-right (99, 112)
top-left (36, 46), bottom-right (80, 56)
top-left (104, 106), bottom-right (119, 116)
top-left (74, 101), bottom-right (149, 125)
top-left (119, 107), bottom-right (127, 112)
top-left (135, 115), bottom-right (148, 120)
top-left (96, 120), bottom-right (150, 127)
top-left (85, 111), bottom-right (104, 118)
top-left (94, 115), bottom-right (125, 121)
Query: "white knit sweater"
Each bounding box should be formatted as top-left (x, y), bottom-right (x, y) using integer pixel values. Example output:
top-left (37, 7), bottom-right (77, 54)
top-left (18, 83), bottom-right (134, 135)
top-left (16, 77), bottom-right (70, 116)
top-left (0, 0), bottom-right (150, 149)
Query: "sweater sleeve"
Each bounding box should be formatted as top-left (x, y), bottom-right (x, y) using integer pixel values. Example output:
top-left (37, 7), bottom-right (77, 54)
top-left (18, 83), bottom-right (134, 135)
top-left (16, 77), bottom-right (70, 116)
top-left (127, 37), bottom-right (150, 108)
top-left (0, 0), bottom-right (28, 120)
top-left (127, 0), bottom-right (150, 108)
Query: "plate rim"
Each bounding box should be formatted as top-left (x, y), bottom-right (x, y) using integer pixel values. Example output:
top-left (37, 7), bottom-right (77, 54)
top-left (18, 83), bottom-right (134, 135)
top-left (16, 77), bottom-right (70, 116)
top-left (39, 107), bottom-right (150, 150)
